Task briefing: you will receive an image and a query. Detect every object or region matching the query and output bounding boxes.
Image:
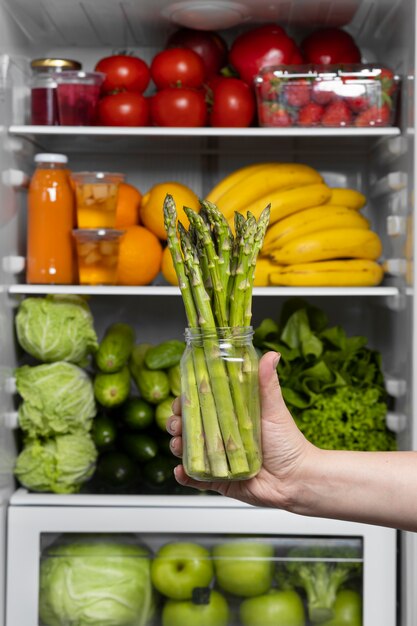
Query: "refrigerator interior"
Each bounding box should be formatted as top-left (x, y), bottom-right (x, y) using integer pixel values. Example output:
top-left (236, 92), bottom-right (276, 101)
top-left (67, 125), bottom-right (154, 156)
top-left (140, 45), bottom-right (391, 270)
top-left (0, 0), bottom-right (415, 624)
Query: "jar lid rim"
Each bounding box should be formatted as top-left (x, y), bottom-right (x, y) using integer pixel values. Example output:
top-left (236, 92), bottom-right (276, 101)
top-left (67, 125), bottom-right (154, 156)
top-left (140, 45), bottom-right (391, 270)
top-left (34, 153), bottom-right (68, 164)
top-left (31, 58), bottom-right (82, 69)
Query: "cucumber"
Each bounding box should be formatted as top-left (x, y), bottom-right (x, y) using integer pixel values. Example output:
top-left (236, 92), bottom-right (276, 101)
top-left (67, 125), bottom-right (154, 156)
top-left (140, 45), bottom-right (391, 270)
top-left (168, 363), bottom-right (181, 397)
top-left (129, 343), bottom-right (153, 380)
top-left (96, 323), bottom-right (136, 373)
top-left (94, 365), bottom-right (131, 408)
top-left (145, 340), bottom-right (186, 370)
top-left (132, 367), bottom-right (170, 405)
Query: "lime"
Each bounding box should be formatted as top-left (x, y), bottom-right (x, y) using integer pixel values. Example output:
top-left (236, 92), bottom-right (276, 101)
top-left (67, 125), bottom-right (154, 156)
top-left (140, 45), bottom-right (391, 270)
top-left (155, 395), bottom-right (176, 431)
top-left (121, 433), bottom-right (158, 463)
top-left (96, 451), bottom-right (136, 487)
top-left (91, 415), bottom-right (117, 449)
top-left (122, 397), bottom-right (154, 430)
top-left (142, 455), bottom-right (174, 487)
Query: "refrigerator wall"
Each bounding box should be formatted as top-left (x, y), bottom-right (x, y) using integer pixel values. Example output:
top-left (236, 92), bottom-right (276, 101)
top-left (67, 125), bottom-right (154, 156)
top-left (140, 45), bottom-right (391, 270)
top-left (0, 0), bottom-right (415, 625)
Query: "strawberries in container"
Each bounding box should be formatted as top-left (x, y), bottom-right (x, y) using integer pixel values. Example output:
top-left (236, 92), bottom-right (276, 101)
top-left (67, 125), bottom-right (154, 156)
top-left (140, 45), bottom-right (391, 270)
top-left (254, 64), bottom-right (400, 128)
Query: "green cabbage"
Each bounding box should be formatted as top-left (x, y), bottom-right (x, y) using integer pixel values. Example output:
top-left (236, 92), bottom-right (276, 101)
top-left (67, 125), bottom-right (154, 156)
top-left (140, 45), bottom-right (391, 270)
top-left (15, 295), bottom-right (98, 364)
top-left (14, 432), bottom-right (97, 493)
top-left (16, 362), bottom-right (97, 437)
top-left (39, 536), bottom-right (154, 626)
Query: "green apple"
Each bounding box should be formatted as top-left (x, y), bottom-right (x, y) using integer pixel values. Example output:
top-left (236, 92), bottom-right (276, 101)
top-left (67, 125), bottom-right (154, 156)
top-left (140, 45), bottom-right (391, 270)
top-left (212, 540), bottom-right (274, 597)
top-left (162, 589), bottom-right (229, 626)
top-left (239, 589), bottom-right (306, 626)
top-left (151, 542), bottom-right (214, 600)
top-left (322, 590), bottom-right (362, 625)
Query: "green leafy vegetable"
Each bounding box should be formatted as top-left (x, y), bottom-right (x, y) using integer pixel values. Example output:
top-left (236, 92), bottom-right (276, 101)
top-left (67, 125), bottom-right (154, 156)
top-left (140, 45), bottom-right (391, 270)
top-left (39, 535), bottom-right (154, 626)
top-left (15, 295), bottom-right (98, 364)
top-left (277, 544), bottom-right (362, 623)
top-left (16, 362), bottom-right (96, 437)
top-left (254, 299), bottom-right (396, 451)
top-left (14, 432), bottom-right (97, 494)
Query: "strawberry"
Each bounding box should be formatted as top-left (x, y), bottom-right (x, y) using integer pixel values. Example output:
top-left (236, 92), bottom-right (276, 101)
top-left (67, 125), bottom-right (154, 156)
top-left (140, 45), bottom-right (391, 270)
top-left (311, 80), bottom-right (335, 105)
top-left (354, 104), bottom-right (391, 127)
top-left (347, 95), bottom-right (371, 113)
top-left (297, 102), bottom-right (324, 126)
top-left (284, 80), bottom-right (311, 107)
top-left (321, 100), bottom-right (352, 127)
top-left (258, 71), bottom-right (282, 101)
top-left (377, 67), bottom-right (396, 95)
top-left (259, 102), bottom-right (293, 127)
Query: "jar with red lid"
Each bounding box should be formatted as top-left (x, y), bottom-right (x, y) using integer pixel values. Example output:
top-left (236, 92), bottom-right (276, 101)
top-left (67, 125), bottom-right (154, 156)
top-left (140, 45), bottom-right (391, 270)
top-left (30, 58), bottom-right (82, 125)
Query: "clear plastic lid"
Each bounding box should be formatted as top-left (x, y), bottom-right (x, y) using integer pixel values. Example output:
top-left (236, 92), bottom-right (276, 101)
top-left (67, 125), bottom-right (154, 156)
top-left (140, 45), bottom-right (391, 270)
top-left (34, 153), bottom-right (68, 164)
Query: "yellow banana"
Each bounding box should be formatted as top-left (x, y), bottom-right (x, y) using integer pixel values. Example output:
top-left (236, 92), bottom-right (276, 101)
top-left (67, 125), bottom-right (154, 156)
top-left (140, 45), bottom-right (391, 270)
top-left (206, 162), bottom-right (275, 205)
top-left (253, 257), bottom-right (284, 286)
top-left (269, 228), bottom-right (382, 265)
top-left (263, 206), bottom-right (370, 252)
top-left (217, 163), bottom-right (323, 219)
top-left (269, 259), bottom-right (384, 287)
top-left (229, 183), bottom-right (331, 230)
top-left (328, 188), bottom-right (366, 210)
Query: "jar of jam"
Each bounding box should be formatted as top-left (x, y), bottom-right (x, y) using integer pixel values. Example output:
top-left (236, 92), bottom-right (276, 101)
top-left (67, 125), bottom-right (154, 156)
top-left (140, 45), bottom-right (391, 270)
top-left (30, 58), bottom-right (82, 125)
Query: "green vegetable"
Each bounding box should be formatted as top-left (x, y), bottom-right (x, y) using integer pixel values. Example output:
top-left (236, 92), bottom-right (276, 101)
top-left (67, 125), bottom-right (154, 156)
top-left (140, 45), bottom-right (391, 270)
top-left (168, 363), bottom-right (181, 397)
top-left (253, 299), bottom-right (396, 452)
top-left (15, 295), bottom-right (98, 364)
top-left (121, 397), bottom-right (154, 430)
top-left (14, 432), bottom-right (97, 494)
top-left (277, 545), bottom-right (362, 623)
top-left (322, 590), bottom-right (362, 625)
top-left (129, 343), bottom-right (153, 379)
top-left (121, 432), bottom-right (158, 462)
top-left (94, 365), bottom-right (131, 408)
top-left (163, 195), bottom-right (269, 479)
top-left (132, 367), bottom-right (170, 405)
top-left (39, 536), bottom-right (154, 626)
top-left (16, 362), bottom-right (96, 437)
top-left (95, 323), bottom-right (136, 373)
top-left (91, 415), bottom-right (117, 449)
top-left (144, 340), bottom-right (185, 370)
top-left (155, 395), bottom-right (176, 431)
top-left (143, 455), bottom-right (175, 488)
top-left (96, 451), bottom-right (137, 489)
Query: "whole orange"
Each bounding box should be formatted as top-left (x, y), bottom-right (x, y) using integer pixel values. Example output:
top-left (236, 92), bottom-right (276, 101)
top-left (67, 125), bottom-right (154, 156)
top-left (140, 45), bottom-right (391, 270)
top-left (115, 182), bottom-right (142, 228)
top-left (161, 246), bottom-right (178, 286)
top-left (140, 181), bottom-right (200, 240)
top-left (117, 226), bottom-right (163, 285)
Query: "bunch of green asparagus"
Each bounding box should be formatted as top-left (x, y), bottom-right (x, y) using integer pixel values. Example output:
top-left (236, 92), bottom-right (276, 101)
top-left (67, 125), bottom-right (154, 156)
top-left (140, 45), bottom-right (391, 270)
top-left (163, 193), bottom-right (270, 480)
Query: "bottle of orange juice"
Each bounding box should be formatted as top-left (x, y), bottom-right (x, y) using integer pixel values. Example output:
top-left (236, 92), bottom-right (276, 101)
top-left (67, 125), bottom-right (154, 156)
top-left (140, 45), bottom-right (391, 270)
top-left (27, 153), bottom-right (76, 284)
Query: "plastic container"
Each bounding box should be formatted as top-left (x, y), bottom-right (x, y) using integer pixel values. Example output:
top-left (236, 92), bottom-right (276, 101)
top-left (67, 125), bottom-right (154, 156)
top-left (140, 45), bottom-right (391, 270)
top-left (30, 58), bottom-right (82, 125)
top-left (73, 228), bottom-right (125, 285)
top-left (72, 171), bottom-right (125, 228)
top-left (55, 71), bottom-right (104, 125)
top-left (26, 153), bottom-right (76, 284)
top-left (255, 64), bottom-right (400, 128)
top-left (180, 326), bottom-right (262, 481)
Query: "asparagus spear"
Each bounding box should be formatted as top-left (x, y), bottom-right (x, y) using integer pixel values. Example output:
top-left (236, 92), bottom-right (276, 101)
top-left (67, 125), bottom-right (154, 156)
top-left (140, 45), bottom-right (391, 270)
top-left (229, 213), bottom-right (257, 327)
top-left (243, 205), bottom-right (271, 326)
top-left (200, 199), bottom-right (233, 296)
top-left (179, 222), bottom-right (250, 475)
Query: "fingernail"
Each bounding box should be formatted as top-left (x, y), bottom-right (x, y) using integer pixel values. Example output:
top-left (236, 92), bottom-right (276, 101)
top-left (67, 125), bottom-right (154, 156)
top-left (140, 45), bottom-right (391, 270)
top-left (167, 418), bottom-right (178, 434)
top-left (272, 353), bottom-right (281, 370)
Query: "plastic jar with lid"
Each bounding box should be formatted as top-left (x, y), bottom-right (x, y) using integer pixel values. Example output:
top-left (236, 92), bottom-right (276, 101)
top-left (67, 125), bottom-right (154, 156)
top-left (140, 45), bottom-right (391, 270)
top-left (30, 58), bottom-right (82, 125)
top-left (27, 153), bottom-right (76, 284)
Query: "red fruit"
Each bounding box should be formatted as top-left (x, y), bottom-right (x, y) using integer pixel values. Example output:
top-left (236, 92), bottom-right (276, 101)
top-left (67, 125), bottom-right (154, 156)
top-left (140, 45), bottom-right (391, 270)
top-left (377, 68), bottom-right (396, 95)
top-left (165, 28), bottom-right (228, 78)
top-left (347, 95), bottom-right (371, 113)
top-left (259, 103), bottom-right (293, 127)
top-left (301, 27), bottom-right (361, 65)
top-left (208, 77), bottom-right (256, 128)
top-left (257, 70), bottom-right (281, 101)
top-left (150, 48), bottom-right (205, 89)
top-left (311, 80), bottom-right (335, 105)
top-left (321, 100), bottom-right (352, 127)
top-left (298, 102), bottom-right (325, 126)
top-left (229, 25), bottom-right (302, 86)
top-left (150, 88), bottom-right (207, 127)
top-left (354, 104), bottom-right (391, 127)
top-left (285, 80), bottom-right (311, 107)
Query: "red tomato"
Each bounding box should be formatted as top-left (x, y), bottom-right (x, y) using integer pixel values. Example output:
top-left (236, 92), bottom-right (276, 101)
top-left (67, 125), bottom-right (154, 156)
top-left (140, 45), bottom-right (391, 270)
top-left (208, 77), bottom-right (255, 127)
top-left (150, 48), bottom-right (206, 89)
top-left (97, 92), bottom-right (150, 126)
top-left (166, 28), bottom-right (228, 78)
top-left (229, 25), bottom-right (302, 86)
top-left (95, 55), bottom-right (150, 94)
top-left (301, 28), bottom-right (361, 65)
top-left (150, 88), bottom-right (207, 127)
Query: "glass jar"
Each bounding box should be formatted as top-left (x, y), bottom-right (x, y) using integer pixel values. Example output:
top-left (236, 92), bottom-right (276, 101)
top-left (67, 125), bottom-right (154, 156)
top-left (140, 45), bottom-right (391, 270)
top-left (30, 58), bottom-right (82, 125)
top-left (181, 327), bottom-right (262, 481)
top-left (26, 153), bottom-right (76, 284)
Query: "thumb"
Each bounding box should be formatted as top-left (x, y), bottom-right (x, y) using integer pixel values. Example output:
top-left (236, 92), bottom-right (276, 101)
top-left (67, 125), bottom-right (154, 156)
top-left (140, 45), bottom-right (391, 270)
top-left (258, 351), bottom-right (289, 423)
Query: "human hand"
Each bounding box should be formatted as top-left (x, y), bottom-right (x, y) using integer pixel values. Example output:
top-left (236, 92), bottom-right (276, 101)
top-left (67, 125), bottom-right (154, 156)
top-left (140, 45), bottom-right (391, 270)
top-left (167, 351), bottom-right (316, 509)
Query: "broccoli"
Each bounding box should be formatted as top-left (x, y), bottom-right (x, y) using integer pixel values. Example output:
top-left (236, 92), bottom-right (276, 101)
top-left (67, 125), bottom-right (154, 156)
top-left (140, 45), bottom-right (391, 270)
top-left (278, 545), bottom-right (362, 623)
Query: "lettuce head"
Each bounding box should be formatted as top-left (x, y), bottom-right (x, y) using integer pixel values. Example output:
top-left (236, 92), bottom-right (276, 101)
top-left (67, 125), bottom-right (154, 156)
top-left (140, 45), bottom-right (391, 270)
top-left (16, 362), bottom-right (96, 437)
top-left (39, 536), bottom-right (154, 626)
top-left (14, 432), bottom-right (97, 494)
top-left (15, 295), bottom-right (98, 364)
